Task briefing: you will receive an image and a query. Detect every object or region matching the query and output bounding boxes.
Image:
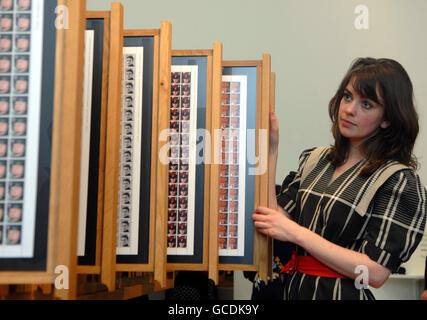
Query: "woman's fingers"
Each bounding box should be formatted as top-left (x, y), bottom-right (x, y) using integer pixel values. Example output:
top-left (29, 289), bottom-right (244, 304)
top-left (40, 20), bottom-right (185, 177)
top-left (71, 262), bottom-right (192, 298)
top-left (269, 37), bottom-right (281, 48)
top-left (253, 221), bottom-right (269, 229)
top-left (270, 111), bottom-right (278, 129)
top-left (254, 206), bottom-right (272, 215)
top-left (269, 111), bottom-right (279, 146)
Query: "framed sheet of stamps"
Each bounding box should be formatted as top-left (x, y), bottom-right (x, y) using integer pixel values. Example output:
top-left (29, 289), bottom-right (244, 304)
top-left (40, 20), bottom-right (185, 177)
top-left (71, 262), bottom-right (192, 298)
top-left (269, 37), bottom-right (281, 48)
top-left (218, 67), bottom-right (257, 265)
top-left (167, 61), bottom-right (201, 259)
top-left (116, 46), bottom-right (143, 256)
top-left (115, 32), bottom-right (157, 266)
top-left (167, 64), bottom-right (198, 257)
top-left (77, 12), bottom-right (109, 267)
top-left (218, 75), bottom-right (248, 258)
top-left (166, 48), bottom-right (222, 268)
top-left (216, 56), bottom-right (272, 279)
top-left (0, 0), bottom-right (87, 292)
top-left (101, 19), bottom-right (172, 291)
top-left (0, 0), bottom-right (56, 270)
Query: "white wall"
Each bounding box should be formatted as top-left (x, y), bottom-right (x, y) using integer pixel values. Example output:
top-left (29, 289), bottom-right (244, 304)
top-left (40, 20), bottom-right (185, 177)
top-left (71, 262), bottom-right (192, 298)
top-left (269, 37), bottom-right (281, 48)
top-left (86, 0), bottom-right (427, 299)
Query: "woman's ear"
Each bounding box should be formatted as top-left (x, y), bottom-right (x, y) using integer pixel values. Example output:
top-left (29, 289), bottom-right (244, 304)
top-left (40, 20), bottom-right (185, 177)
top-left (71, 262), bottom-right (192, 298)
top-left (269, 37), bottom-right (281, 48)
top-left (380, 120), bottom-right (390, 129)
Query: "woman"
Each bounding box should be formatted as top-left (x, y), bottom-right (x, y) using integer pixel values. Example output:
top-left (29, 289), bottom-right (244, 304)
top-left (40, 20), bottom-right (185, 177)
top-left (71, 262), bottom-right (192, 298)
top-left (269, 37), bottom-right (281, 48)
top-left (252, 58), bottom-right (427, 300)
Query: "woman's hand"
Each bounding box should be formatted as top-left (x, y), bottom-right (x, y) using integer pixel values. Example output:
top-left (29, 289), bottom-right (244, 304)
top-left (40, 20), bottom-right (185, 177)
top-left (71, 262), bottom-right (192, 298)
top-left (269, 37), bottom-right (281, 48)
top-left (269, 111), bottom-right (279, 154)
top-left (252, 206), bottom-right (301, 243)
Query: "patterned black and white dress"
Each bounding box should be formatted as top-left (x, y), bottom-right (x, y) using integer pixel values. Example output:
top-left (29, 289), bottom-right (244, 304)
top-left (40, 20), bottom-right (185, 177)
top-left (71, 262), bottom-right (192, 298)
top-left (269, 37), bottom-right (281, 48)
top-left (277, 147), bottom-right (427, 300)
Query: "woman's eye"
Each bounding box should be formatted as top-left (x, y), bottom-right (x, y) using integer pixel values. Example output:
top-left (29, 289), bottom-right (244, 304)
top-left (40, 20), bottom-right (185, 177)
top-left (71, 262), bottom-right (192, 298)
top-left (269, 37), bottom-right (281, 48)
top-left (362, 101), bottom-right (373, 109)
top-left (343, 93), bottom-right (352, 102)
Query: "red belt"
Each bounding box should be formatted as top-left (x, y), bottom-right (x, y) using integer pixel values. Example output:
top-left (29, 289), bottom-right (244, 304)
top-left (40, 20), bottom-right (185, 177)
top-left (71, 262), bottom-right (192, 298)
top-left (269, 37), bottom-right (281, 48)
top-left (280, 251), bottom-right (347, 279)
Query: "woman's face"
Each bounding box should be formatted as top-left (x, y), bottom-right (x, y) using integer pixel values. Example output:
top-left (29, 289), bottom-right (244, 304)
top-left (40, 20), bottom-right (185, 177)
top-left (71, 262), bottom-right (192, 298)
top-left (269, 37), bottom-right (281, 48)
top-left (18, 0), bottom-right (30, 10)
top-left (0, 122), bottom-right (8, 135)
top-left (0, 37), bottom-right (11, 51)
top-left (0, 58), bottom-right (10, 72)
top-left (15, 79), bottom-right (27, 93)
top-left (13, 121), bottom-right (26, 135)
top-left (16, 58), bottom-right (28, 72)
top-left (8, 207), bottom-right (21, 222)
top-left (338, 80), bottom-right (389, 147)
top-left (1, 0), bottom-right (13, 10)
top-left (12, 142), bottom-right (25, 156)
top-left (0, 100), bottom-right (8, 114)
top-left (0, 79), bottom-right (9, 93)
top-left (14, 100), bottom-right (27, 114)
top-left (7, 228), bottom-right (20, 244)
top-left (17, 17), bottom-right (30, 31)
top-left (10, 185), bottom-right (23, 200)
top-left (0, 17), bottom-right (12, 31)
top-left (16, 38), bottom-right (29, 51)
top-left (11, 164), bottom-right (24, 177)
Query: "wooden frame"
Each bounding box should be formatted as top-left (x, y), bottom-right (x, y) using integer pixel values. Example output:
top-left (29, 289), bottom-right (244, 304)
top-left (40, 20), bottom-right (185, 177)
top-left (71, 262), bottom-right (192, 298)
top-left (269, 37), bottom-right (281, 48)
top-left (101, 14), bottom-right (173, 291)
top-left (101, 1), bottom-right (124, 292)
top-left (53, 0), bottom-right (87, 300)
top-left (165, 44), bottom-right (222, 272)
top-left (208, 42), bottom-right (223, 283)
top-left (154, 20), bottom-right (173, 289)
top-left (0, 0), bottom-right (277, 300)
top-left (0, 0), bottom-right (86, 300)
top-left (208, 54), bottom-right (272, 283)
top-left (76, 10), bottom-right (111, 276)
top-left (114, 28), bottom-right (160, 271)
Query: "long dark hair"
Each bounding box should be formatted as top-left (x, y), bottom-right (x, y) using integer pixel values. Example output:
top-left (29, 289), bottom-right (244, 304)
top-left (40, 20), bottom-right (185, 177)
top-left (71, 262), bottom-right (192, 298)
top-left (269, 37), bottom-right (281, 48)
top-left (327, 57), bottom-right (419, 176)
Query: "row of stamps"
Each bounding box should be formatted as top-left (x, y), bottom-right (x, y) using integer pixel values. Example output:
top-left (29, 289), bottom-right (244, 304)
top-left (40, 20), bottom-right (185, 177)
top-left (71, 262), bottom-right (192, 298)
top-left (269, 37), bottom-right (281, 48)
top-left (0, 202), bottom-right (22, 222)
top-left (0, 0), bottom-right (30, 247)
top-left (221, 93), bottom-right (241, 106)
top-left (0, 159), bottom-right (23, 178)
top-left (0, 116), bottom-right (26, 136)
top-left (168, 196), bottom-right (189, 210)
top-left (0, 96), bottom-right (28, 114)
top-left (171, 72), bottom-right (191, 84)
top-left (0, 138), bottom-right (25, 157)
top-left (167, 71), bottom-right (193, 248)
top-left (0, 34), bottom-right (30, 52)
top-left (167, 235), bottom-right (187, 248)
top-left (171, 84), bottom-right (191, 97)
top-left (0, 224), bottom-right (20, 245)
top-left (168, 222), bottom-right (189, 236)
top-left (0, 75), bottom-right (29, 93)
top-left (221, 81), bottom-right (241, 94)
top-left (219, 212), bottom-right (238, 225)
top-left (219, 200), bottom-right (239, 213)
top-left (170, 120), bottom-right (190, 133)
top-left (0, 0), bottom-right (32, 12)
top-left (218, 80), bottom-right (243, 250)
top-left (117, 53), bottom-right (138, 248)
top-left (0, 55), bottom-right (30, 73)
top-left (0, 13), bottom-right (31, 32)
top-left (220, 116), bottom-right (240, 129)
top-left (219, 237), bottom-right (238, 250)
top-left (171, 96), bottom-right (190, 109)
top-left (168, 184), bottom-right (189, 197)
top-left (0, 181), bottom-right (24, 201)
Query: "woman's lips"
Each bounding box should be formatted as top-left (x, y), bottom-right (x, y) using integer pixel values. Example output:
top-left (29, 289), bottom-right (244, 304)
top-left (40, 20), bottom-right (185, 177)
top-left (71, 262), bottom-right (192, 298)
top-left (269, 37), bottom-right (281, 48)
top-left (341, 118), bottom-right (355, 126)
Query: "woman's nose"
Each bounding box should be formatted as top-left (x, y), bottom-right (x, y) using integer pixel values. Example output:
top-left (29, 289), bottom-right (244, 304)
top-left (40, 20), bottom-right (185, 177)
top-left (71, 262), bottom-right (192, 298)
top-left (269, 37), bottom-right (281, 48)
top-left (343, 100), bottom-right (357, 115)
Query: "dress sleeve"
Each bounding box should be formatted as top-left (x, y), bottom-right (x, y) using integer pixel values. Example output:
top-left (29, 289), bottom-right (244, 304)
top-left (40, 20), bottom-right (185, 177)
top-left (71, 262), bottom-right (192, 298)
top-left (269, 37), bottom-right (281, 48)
top-left (276, 148), bottom-right (315, 217)
top-left (360, 169), bottom-right (427, 272)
